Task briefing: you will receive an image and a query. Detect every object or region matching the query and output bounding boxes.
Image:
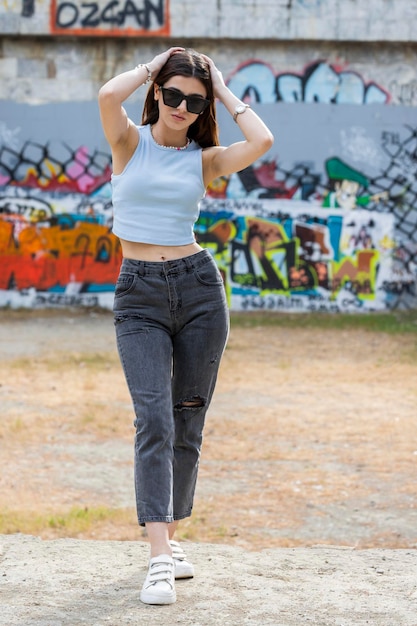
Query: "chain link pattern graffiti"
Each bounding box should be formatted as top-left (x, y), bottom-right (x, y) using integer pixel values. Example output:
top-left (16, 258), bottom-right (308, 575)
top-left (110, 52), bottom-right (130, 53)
top-left (0, 124), bottom-right (415, 310)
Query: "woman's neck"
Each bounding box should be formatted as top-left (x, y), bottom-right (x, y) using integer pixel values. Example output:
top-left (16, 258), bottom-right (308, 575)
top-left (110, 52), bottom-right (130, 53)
top-left (150, 123), bottom-right (189, 150)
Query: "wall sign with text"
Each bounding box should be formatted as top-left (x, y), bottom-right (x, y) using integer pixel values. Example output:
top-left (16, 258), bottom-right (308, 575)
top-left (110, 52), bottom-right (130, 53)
top-left (50, 0), bottom-right (170, 36)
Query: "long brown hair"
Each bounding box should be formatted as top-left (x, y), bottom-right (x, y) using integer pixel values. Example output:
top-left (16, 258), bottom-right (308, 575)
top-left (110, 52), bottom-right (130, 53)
top-left (141, 49), bottom-right (219, 148)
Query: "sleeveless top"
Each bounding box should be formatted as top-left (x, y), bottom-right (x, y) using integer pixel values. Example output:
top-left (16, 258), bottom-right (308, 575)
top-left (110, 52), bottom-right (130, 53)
top-left (111, 124), bottom-right (206, 246)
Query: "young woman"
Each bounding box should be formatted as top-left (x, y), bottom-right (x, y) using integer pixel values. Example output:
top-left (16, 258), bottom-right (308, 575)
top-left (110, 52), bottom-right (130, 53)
top-left (98, 47), bottom-right (273, 605)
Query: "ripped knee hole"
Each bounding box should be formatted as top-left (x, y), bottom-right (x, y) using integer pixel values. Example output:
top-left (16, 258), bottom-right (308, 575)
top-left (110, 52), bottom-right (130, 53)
top-left (176, 397), bottom-right (205, 409)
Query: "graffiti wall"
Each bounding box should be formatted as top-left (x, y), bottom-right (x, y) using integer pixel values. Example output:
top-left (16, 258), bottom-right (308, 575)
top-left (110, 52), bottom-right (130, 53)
top-left (1, 60), bottom-right (416, 312)
top-left (197, 199), bottom-right (396, 313)
top-left (226, 59), bottom-right (390, 105)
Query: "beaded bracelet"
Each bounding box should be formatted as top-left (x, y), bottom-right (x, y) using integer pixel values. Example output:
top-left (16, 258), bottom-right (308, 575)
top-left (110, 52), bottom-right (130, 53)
top-left (136, 63), bottom-right (152, 84)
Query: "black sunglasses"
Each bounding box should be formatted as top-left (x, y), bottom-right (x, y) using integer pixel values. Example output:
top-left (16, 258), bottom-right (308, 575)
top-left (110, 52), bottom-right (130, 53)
top-left (159, 86), bottom-right (210, 115)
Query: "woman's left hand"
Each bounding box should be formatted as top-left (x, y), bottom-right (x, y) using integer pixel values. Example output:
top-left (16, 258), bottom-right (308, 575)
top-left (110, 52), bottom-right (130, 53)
top-left (201, 54), bottom-right (227, 99)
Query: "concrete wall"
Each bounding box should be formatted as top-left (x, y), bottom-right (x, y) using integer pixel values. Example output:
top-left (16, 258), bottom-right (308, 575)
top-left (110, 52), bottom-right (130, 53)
top-left (1, 1), bottom-right (417, 107)
top-left (2, 38), bottom-right (417, 107)
top-left (1, 0), bottom-right (416, 311)
top-left (1, 0), bottom-right (417, 41)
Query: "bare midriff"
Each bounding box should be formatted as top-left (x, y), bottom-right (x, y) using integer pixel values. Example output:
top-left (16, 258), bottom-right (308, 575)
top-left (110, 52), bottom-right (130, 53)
top-left (119, 239), bottom-right (203, 262)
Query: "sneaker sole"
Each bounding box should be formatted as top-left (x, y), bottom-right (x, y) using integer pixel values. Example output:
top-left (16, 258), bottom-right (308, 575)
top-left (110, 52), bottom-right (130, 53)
top-left (140, 589), bottom-right (176, 605)
top-left (174, 565), bottom-right (194, 579)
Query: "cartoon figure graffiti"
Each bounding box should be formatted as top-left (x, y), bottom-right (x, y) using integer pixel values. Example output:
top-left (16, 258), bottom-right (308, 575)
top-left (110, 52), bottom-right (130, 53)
top-left (322, 157), bottom-right (388, 210)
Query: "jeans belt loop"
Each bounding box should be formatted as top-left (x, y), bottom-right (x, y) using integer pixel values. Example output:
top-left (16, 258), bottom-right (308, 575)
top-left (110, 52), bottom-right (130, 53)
top-left (184, 256), bottom-right (193, 271)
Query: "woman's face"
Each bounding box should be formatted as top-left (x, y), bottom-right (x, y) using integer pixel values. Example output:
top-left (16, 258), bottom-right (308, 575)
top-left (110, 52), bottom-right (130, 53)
top-left (155, 75), bottom-right (208, 130)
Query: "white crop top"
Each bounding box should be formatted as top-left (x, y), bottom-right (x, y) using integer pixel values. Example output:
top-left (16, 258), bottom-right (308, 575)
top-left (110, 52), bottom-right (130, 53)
top-left (111, 124), bottom-right (206, 245)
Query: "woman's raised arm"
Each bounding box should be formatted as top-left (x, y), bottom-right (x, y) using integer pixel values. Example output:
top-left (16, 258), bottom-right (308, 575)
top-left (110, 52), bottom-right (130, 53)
top-left (98, 47), bottom-right (185, 148)
top-left (202, 54), bottom-right (274, 186)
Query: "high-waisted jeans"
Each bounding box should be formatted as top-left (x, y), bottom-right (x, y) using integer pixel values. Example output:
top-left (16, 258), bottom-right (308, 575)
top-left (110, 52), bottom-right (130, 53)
top-left (113, 249), bottom-right (229, 526)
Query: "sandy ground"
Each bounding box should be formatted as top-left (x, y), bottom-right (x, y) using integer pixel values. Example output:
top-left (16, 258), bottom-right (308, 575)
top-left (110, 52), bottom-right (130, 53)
top-left (1, 535), bottom-right (417, 626)
top-left (0, 309), bottom-right (417, 624)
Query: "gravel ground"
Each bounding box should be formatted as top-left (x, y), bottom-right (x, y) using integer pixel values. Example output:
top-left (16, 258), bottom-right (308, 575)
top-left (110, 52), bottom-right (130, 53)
top-left (1, 535), bottom-right (417, 626)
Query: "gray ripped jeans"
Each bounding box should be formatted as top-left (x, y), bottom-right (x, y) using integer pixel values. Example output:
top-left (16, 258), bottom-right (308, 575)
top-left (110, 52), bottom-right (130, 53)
top-left (113, 249), bottom-right (229, 526)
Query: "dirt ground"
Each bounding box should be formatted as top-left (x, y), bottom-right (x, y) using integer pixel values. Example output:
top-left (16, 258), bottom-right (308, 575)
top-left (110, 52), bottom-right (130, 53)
top-left (1, 308), bottom-right (417, 626)
top-left (1, 308), bottom-right (416, 551)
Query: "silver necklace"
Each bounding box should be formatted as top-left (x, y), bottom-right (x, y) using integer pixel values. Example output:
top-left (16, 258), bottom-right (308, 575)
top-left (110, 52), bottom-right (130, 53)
top-left (150, 125), bottom-right (190, 151)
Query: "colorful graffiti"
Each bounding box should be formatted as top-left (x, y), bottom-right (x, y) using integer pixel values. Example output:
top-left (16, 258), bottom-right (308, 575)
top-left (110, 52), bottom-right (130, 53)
top-left (0, 140), bottom-right (119, 307)
top-left (0, 129), bottom-right (414, 311)
top-left (50, 0), bottom-right (170, 37)
top-left (226, 60), bottom-right (390, 104)
top-left (1, 55), bottom-right (416, 311)
top-left (196, 200), bottom-right (394, 312)
top-left (201, 122), bottom-right (417, 310)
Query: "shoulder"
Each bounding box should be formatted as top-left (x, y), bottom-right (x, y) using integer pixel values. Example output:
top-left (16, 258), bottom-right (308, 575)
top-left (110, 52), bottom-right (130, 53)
top-left (137, 123), bottom-right (148, 136)
top-left (134, 123), bottom-right (148, 144)
top-left (111, 122), bottom-right (141, 175)
top-left (129, 123), bottom-right (150, 155)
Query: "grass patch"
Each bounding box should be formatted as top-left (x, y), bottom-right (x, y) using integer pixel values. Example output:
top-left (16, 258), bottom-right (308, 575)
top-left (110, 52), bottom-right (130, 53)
top-left (2, 306), bottom-right (416, 335)
top-left (230, 310), bottom-right (417, 334)
top-left (0, 307), bottom-right (112, 321)
top-left (8, 351), bottom-right (119, 371)
top-left (0, 506), bottom-right (132, 537)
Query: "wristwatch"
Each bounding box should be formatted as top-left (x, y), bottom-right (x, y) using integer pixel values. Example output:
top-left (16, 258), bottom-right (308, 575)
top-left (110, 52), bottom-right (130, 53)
top-left (233, 103), bottom-right (250, 123)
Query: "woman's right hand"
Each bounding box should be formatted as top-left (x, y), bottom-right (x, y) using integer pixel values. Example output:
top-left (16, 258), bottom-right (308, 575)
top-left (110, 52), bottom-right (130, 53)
top-left (148, 47), bottom-right (185, 80)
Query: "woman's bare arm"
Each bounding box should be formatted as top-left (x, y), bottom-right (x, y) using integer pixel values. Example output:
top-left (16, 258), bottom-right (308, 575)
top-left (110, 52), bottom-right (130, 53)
top-left (202, 54), bottom-right (274, 186)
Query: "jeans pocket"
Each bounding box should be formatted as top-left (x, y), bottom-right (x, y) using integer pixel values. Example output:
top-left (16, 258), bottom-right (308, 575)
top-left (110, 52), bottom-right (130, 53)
top-left (194, 262), bottom-right (224, 287)
top-left (114, 272), bottom-right (138, 297)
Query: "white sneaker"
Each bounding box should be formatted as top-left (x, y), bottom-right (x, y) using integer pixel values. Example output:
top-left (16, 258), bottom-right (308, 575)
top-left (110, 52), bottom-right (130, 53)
top-left (170, 540), bottom-right (195, 579)
top-left (140, 554), bottom-right (176, 605)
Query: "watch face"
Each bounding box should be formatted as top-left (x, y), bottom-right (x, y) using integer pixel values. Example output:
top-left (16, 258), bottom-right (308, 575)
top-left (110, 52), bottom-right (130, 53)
top-left (233, 103), bottom-right (249, 122)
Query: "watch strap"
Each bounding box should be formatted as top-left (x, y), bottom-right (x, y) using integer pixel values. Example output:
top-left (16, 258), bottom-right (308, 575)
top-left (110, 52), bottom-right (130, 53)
top-left (233, 103), bottom-right (250, 123)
